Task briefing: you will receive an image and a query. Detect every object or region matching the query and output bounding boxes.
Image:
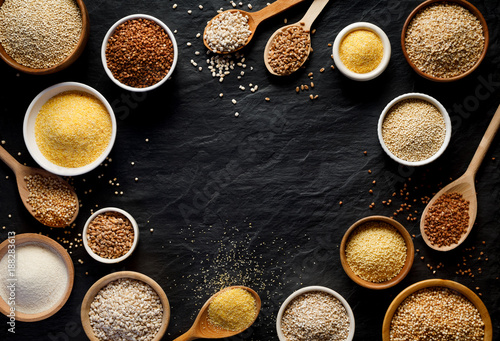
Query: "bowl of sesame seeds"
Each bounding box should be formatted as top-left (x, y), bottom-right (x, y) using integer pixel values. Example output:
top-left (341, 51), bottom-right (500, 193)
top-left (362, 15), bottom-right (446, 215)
top-left (332, 22), bottom-right (391, 81)
top-left (23, 82), bottom-right (117, 177)
top-left (382, 279), bottom-right (492, 340)
top-left (82, 207), bottom-right (139, 264)
top-left (276, 286), bottom-right (355, 341)
top-left (0, 0), bottom-right (89, 75)
top-left (340, 216), bottom-right (414, 290)
top-left (101, 14), bottom-right (178, 91)
top-left (378, 93), bottom-right (451, 166)
top-left (402, 0), bottom-right (488, 82)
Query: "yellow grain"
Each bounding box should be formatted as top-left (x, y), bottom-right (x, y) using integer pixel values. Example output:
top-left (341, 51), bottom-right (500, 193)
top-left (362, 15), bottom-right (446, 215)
top-left (35, 91), bottom-right (112, 168)
top-left (208, 287), bottom-right (257, 331)
top-left (339, 29), bottom-right (383, 74)
top-left (345, 221), bottom-right (407, 283)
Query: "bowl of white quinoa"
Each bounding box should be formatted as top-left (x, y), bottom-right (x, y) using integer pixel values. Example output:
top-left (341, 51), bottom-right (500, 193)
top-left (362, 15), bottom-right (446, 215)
top-left (401, 0), bottom-right (488, 82)
top-left (276, 286), bottom-right (355, 341)
top-left (383, 279), bottom-right (492, 341)
top-left (23, 82), bottom-right (117, 176)
top-left (378, 93), bottom-right (451, 166)
top-left (0, 0), bottom-right (89, 75)
top-left (81, 271), bottom-right (170, 341)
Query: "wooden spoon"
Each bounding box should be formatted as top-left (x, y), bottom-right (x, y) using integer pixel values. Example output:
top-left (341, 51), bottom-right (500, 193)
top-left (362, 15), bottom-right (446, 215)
top-left (420, 104), bottom-right (500, 251)
top-left (264, 0), bottom-right (330, 76)
top-left (0, 145), bottom-right (79, 227)
top-left (173, 286), bottom-right (261, 341)
top-left (203, 0), bottom-right (307, 54)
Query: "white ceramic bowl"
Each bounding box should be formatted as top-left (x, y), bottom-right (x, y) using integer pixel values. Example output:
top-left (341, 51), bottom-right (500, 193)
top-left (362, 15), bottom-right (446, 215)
top-left (82, 207), bottom-right (139, 264)
top-left (378, 93), bottom-right (452, 166)
top-left (276, 286), bottom-right (355, 341)
top-left (101, 14), bottom-right (178, 92)
top-left (333, 22), bottom-right (391, 81)
top-left (23, 82), bottom-right (117, 176)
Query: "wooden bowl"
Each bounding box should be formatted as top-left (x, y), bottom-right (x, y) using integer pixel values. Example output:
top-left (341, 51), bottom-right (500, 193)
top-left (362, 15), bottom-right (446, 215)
top-left (0, 233), bottom-right (74, 322)
top-left (401, 0), bottom-right (489, 82)
top-left (0, 0), bottom-right (89, 75)
top-left (81, 271), bottom-right (170, 341)
top-left (382, 279), bottom-right (493, 340)
top-left (340, 216), bottom-right (414, 290)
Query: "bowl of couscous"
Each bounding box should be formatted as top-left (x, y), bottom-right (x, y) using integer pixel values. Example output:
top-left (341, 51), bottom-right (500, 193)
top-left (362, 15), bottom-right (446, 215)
top-left (340, 216), bottom-right (414, 290)
top-left (23, 82), bottom-right (117, 176)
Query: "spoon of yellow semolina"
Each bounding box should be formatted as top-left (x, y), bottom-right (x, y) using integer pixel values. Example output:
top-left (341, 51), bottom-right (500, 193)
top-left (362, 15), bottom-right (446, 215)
top-left (0, 145), bottom-right (79, 227)
top-left (173, 286), bottom-right (261, 341)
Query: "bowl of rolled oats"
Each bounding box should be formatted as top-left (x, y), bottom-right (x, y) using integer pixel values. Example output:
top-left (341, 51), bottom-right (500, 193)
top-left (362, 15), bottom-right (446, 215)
top-left (401, 0), bottom-right (488, 82)
top-left (81, 271), bottom-right (170, 341)
top-left (276, 286), bottom-right (355, 341)
top-left (82, 207), bottom-right (139, 264)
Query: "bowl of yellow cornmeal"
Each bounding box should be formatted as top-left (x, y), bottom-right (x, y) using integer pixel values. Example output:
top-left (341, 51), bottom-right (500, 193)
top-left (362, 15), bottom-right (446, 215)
top-left (23, 82), bottom-right (116, 176)
top-left (333, 22), bottom-right (391, 81)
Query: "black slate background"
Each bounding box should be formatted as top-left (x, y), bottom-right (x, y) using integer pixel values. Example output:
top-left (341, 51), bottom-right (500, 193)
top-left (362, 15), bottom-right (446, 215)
top-left (0, 0), bottom-right (499, 340)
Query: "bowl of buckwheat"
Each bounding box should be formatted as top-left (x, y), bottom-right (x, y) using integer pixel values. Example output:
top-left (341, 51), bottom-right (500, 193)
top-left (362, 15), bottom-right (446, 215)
top-left (101, 14), bottom-right (178, 91)
top-left (82, 207), bottom-right (139, 264)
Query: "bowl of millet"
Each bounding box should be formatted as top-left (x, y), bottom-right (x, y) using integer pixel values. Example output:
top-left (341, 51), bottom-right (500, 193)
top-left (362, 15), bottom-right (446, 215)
top-left (340, 215), bottom-right (415, 290)
top-left (0, 0), bottom-right (89, 75)
top-left (82, 207), bottom-right (139, 264)
top-left (377, 92), bottom-right (452, 167)
top-left (23, 82), bottom-right (117, 176)
top-left (382, 279), bottom-right (492, 340)
top-left (401, 0), bottom-right (489, 82)
top-left (101, 14), bottom-right (178, 91)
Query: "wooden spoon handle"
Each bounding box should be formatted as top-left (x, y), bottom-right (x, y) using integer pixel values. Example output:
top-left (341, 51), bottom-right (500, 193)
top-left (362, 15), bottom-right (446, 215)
top-left (0, 145), bottom-right (23, 174)
top-left (252, 0), bottom-right (308, 24)
top-left (466, 104), bottom-right (500, 176)
top-left (300, 0), bottom-right (330, 31)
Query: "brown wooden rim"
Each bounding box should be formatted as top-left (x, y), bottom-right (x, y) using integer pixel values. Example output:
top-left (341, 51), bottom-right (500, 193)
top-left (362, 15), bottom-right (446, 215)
top-left (81, 271), bottom-right (170, 341)
top-left (340, 215), bottom-right (415, 290)
top-left (0, 233), bottom-right (74, 322)
top-left (382, 279), bottom-right (493, 340)
top-left (0, 0), bottom-right (90, 75)
top-left (401, 0), bottom-right (489, 82)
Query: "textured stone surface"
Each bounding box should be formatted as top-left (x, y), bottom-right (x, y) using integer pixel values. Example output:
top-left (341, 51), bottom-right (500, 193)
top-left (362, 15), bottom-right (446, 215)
top-left (0, 0), bottom-right (499, 340)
